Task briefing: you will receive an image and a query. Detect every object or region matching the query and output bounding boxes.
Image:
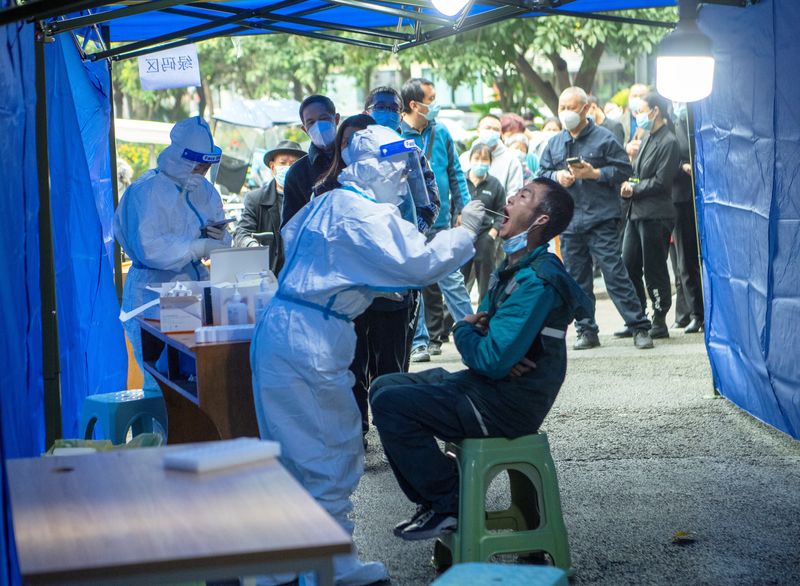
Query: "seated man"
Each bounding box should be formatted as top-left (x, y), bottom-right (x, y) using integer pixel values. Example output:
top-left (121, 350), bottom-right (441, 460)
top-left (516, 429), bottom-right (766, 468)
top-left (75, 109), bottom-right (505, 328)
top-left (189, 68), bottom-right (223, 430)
top-left (370, 177), bottom-right (592, 541)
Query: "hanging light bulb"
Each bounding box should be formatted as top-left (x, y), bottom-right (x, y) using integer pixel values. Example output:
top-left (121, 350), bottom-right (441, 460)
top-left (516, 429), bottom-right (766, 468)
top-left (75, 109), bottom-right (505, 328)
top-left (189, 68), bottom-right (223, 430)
top-left (431, 0), bottom-right (469, 17)
top-left (657, 0), bottom-right (715, 102)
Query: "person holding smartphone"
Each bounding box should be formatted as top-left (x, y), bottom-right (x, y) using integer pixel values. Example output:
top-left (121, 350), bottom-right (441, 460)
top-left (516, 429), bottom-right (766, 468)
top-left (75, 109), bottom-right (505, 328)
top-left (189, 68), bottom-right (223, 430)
top-left (538, 87), bottom-right (654, 350)
top-left (619, 92), bottom-right (680, 339)
top-left (114, 117), bottom-right (231, 389)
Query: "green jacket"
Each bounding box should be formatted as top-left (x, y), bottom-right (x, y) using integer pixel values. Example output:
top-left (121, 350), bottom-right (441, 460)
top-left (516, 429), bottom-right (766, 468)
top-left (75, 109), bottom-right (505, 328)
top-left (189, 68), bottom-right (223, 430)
top-left (452, 245), bottom-right (591, 437)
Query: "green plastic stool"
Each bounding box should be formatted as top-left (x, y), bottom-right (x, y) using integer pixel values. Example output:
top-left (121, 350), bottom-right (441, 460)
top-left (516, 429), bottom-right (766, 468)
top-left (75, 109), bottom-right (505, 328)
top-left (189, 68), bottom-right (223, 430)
top-left (81, 389), bottom-right (168, 445)
top-left (431, 562), bottom-right (568, 585)
top-left (433, 434), bottom-right (571, 574)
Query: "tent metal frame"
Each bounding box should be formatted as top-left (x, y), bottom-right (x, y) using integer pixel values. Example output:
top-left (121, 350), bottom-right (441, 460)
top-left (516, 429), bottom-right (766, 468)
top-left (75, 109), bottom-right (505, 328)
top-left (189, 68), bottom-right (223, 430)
top-left (12, 0), bottom-right (688, 62)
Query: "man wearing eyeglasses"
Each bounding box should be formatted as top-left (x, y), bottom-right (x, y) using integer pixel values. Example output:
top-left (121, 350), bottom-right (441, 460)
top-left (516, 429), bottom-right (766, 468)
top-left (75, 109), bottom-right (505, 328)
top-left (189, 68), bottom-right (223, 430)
top-left (347, 87), bottom-right (442, 447)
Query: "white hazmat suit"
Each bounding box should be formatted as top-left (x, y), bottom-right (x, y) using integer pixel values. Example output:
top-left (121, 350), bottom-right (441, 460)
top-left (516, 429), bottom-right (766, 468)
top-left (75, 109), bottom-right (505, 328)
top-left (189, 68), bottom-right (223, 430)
top-left (250, 125), bottom-right (484, 585)
top-left (114, 117), bottom-right (230, 388)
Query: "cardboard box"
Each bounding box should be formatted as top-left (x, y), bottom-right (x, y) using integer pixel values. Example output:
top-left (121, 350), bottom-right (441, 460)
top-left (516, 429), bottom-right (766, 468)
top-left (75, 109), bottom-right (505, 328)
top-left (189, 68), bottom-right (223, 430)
top-left (149, 281), bottom-right (208, 333)
top-left (160, 294), bottom-right (204, 333)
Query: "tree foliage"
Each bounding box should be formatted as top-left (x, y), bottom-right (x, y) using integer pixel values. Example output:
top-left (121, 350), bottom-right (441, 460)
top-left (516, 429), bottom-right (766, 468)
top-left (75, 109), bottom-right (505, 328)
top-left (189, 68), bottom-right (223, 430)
top-left (405, 8), bottom-right (675, 113)
top-left (113, 8), bottom-right (675, 122)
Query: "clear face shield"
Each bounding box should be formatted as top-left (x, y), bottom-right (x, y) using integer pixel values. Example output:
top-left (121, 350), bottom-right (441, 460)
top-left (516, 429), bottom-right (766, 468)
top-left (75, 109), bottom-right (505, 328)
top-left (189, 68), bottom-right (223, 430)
top-left (378, 139), bottom-right (430, 210)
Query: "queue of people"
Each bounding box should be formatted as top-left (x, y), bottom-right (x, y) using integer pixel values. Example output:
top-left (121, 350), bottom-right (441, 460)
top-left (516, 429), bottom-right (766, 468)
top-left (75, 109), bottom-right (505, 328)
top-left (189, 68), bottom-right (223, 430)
top-left (112, 78), bottom-right (703, 585)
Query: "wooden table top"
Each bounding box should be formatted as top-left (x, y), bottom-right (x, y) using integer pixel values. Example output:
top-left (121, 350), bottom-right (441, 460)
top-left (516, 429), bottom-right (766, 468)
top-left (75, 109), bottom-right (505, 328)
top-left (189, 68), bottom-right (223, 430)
top-left (138, 318), bottom-right (250, 353)
top-left (7, 446), bottom-right (351, 584)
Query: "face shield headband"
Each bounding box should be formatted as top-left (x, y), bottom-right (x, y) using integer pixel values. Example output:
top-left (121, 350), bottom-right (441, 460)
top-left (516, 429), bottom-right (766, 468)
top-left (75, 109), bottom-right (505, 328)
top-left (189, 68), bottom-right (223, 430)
top-left (181, 147), bottom-right (222, 165)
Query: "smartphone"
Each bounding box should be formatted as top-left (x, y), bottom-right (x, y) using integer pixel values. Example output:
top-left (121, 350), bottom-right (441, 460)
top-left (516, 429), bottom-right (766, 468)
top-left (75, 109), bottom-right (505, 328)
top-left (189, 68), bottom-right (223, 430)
top-left (205, 218), bottom-right (236, 228)
top-left (566, 157), bottom-right (584, 168)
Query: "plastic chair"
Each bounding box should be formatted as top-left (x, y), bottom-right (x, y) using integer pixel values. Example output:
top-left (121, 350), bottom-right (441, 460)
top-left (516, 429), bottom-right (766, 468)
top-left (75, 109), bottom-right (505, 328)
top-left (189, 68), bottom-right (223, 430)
top-left (81, 389), bottom-right (168, 445)
top-left (433, 434), bottom-right (571, 574)
top-left (431, 562), bottom-right (568, 585)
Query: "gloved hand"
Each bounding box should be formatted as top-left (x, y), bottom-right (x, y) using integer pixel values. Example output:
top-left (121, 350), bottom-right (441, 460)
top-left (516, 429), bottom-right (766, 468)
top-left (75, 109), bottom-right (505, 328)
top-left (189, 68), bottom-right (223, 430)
top-left (204, 224), bottom-right (226, 240)
top-left (459, 200), bottom-right (486, 239)
top-left (190, 238), bottom-right (227, 261)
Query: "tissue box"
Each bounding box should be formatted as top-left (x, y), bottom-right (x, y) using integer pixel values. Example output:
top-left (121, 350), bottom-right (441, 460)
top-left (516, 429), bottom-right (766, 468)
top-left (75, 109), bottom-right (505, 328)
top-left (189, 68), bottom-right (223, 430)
top-left (150, 281), bottom-right (208, 332)
top-left (160, 295), bottom-right (203, 332)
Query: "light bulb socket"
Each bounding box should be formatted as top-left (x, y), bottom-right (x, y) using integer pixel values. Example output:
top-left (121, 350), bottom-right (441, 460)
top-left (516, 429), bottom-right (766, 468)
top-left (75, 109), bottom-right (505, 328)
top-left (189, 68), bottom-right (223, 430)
top-left (659, 18), bottom-right (713, 58)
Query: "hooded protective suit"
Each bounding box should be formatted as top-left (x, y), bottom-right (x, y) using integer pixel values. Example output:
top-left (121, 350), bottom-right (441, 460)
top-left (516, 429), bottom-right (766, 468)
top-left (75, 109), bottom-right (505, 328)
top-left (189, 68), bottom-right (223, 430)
top-left (114, 117), bottom-right (230, 389)
top-left (250, 126), bottom-right (479, 585)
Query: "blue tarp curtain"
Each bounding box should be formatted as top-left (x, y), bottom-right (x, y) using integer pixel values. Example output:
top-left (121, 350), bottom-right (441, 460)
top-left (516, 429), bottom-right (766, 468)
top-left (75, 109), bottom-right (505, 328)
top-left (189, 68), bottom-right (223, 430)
top-left (695, 0), bottom-right (800, 439)
top-left (45, 35), bottom-right (128, 440)
top-left (0, 5), bottom-right (42, 584)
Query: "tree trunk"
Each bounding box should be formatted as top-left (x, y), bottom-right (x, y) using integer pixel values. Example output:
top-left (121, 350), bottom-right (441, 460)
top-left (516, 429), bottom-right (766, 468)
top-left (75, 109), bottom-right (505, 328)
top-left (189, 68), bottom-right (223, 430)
top-left (197, 81), bottom-right (207, 119)
top-left (514, 51), bottom-right (559, 115)
top-left (362, 65), bottom-right (374, 105)
top-left (574, 42), bottom-right (606, 94)
top-left (495, 73), bottom-right (513, 112)
top-left (290, 75), bottom-right (304, 102)
top-left (205, 77), bottom-right (215, 119)
top-left (548, 53), bottom-right (571, 94)
top-left (112, 76), bottom-right (124, 116)
top-left (399, 63), bottom-right (412, 84)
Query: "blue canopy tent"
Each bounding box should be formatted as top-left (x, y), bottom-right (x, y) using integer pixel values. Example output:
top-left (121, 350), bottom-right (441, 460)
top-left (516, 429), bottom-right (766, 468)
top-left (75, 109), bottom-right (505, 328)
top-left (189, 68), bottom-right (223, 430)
top-left (2, 0), bottom-right (798, 582)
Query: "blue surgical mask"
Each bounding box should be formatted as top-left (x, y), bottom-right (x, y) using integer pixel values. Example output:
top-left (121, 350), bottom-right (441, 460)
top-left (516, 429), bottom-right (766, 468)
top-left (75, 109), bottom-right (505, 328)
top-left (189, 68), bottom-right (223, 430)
top-left (502, 222), bottom-right (541, 255)
top-left (636, 111), bottom-right (653, 132)
top-left (479, 129), bottom-right (500, 147)
top-left (371, 109), bottom-right (401, 130)
top-left (502, 230), bottom-right (529, 255)
top-left (422, 100), bottom-right (441, 121)
top-left (471, 163), bottom-right (489, 177)
top-left (308, 120), bottom-right (336, 149)
top-left (273, 165), bottom-right (290, 186)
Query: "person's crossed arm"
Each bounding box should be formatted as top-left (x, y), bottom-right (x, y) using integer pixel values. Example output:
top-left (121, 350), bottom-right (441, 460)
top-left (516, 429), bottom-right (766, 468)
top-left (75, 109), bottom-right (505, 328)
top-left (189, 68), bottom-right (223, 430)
top-left (455, 276), bottom-right (559, 380)
top-left (461, 311), bottom-right (540, 378)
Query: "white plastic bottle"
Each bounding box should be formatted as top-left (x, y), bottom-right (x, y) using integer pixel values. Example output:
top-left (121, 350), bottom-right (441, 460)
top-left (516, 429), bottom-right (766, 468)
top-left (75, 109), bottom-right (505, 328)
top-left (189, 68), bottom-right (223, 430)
top-left (226, 286), bottom-right (248, 325)
top-left (253, 277), bottom-right (274, 323)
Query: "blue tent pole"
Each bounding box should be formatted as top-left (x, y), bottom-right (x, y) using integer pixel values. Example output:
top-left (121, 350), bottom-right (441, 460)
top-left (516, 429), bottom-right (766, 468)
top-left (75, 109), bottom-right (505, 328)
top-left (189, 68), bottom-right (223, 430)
top-left (35, 25), bottom-right (62, 447)
top-left (101, 25), bottom-right (124, 304)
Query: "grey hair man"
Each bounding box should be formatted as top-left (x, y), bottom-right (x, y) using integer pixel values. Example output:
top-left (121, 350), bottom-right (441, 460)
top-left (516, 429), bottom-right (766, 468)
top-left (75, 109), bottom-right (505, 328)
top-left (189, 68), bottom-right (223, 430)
top-left (537, 86), bottom-right (654, 350)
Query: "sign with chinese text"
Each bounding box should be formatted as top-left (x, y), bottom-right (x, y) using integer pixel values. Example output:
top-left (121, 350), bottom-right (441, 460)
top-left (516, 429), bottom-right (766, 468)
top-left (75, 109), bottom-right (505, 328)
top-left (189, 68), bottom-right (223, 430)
top-left (138, 45), bottom-right (201, 90)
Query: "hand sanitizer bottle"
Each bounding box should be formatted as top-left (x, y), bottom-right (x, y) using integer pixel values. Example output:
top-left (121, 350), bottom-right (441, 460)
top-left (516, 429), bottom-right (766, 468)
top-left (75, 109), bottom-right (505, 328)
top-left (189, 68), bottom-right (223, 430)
top-left (253, 277), bottom-right (274, 323)
top-left (226, 286), bottom-right (248, 325)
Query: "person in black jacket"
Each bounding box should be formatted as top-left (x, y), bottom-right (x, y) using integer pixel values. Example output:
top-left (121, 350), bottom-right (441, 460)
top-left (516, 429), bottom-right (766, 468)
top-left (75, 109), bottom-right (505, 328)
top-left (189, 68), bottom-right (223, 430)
top-left (669, 104), bottom-right (703, 333)
top-left (461, 143), bottom-right (506, 299)
top-left (280, 95), bottom-right (340, 228)
top-left (619, 92), bottom-right (680, 339)
top-left (233, 140), bottom-right (305, 273)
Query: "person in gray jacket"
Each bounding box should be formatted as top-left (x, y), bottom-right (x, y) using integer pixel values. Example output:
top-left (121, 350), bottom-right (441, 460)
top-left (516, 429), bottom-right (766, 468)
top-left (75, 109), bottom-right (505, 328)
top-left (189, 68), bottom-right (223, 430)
top-left (619, 92), bottom-right (681, 339)
top-left (538, 86), bottom-right (653, 350)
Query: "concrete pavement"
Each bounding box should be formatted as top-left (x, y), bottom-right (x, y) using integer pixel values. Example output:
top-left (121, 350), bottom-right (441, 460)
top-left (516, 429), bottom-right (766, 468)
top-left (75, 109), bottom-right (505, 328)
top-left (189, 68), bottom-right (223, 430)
top-left (351, 290), bottom-right (800, 585)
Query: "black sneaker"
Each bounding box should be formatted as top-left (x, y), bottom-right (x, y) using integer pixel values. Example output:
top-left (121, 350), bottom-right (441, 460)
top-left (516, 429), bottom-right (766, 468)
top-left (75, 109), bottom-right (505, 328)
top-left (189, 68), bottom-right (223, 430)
top-left (428, 342), bottom-right (442, 356)
top-left (633, 329), bottom-right (654, 349)
top-left (573, 331), bottom-right (600, 350)
top-left (393, 505), bottom-right (430, 536)
top-left (400, 510), bottom-right (457, 541)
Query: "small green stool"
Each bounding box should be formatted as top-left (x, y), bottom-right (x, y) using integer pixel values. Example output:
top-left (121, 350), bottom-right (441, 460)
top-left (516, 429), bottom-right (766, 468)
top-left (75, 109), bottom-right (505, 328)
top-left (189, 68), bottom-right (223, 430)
top-left (81, 389), bottom-right (168, 445)
top-left (432, 562), bottom-right (568, 585)
top-left (433, 434), bottom-right (571, 574)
